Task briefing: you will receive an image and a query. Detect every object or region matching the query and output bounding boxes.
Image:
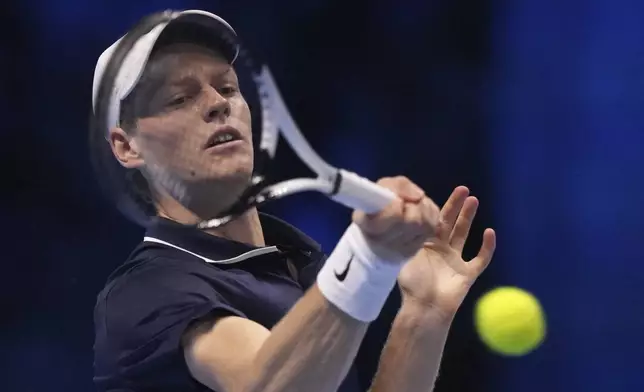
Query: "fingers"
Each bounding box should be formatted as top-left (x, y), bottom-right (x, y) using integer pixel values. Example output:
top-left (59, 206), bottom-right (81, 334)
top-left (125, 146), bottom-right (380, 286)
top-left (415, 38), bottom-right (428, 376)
top-left (469, 228), bottom-right (496, 275)
top-left (419, 196), bottom-right (440, 238)
top-left (352, 176), bottom-right (440, 260)
top-left (442, 189), bottom-right (496, 277)
top-left (353, 197), bottom-right (405, 237)
top-left (376, 198), bottom-right (437, 250)
top-left (449, 196), bottom-right (479, 252)
top-left (378, 176), bottom-right (425, 203)
top-left (354, 176), bottom-right (429, 237)
top-left (437, 186), bottom-right (470, 241)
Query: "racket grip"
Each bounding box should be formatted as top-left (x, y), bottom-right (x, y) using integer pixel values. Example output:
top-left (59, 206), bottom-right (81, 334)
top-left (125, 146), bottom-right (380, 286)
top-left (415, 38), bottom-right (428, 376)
top-left (331, 169), bottom-right (397, 214)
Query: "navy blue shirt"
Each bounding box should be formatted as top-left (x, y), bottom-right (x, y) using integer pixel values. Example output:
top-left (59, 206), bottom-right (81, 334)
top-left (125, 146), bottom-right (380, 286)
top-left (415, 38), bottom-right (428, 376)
top-left (93, 214), bottom-right (388, 392)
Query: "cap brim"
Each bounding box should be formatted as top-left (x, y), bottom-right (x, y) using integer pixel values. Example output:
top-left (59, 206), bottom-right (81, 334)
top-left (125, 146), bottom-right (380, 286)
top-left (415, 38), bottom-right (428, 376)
top-left (159, 10), bottom-right (239, 64)
top-left (92, 10), bottom-right (239, 125)
top-left (118, 10), bottom-right (240, 101)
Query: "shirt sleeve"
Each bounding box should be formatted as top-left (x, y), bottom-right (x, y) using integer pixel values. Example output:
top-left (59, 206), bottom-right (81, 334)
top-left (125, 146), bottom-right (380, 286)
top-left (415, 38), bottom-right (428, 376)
top-left (94, 257), bottom-right (246, 391)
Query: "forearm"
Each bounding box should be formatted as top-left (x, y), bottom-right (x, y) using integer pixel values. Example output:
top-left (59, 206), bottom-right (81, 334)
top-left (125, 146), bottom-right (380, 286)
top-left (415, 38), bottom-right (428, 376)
top-left (188, 224), bottom-right (407, 392)
top-left (247, 223), bottom-right (406, 392)
top-left (247, 284), bottom-right (369, 392)
top-left (368, 300), bottom-right (454, 392)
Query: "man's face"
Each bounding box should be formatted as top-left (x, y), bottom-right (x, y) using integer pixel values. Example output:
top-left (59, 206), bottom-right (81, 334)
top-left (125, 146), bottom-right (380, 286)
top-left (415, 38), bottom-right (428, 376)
top-left (125, 43), bottom-right (254, 217)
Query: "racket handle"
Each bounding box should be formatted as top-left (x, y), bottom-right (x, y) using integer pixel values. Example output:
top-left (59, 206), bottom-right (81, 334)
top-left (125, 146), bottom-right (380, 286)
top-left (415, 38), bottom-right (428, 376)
top-left (331, 169), bottom-right (397, 214)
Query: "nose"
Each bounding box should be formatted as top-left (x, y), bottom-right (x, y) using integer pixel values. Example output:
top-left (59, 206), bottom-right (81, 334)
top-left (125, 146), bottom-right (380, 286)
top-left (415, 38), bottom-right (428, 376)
top-left (202, 86), bottom-right (231, 122)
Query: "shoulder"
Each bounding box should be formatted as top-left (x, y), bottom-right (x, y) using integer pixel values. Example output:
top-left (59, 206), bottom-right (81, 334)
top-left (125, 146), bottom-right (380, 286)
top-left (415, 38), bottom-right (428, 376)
top-left (96, 248), bottom-right (203, 310)
top-left (94, 245), bottom-right (246, 344)
top-left (98, 238), bottom-right (239, 299)
top-left (93, 248), bottom-right (247, 388)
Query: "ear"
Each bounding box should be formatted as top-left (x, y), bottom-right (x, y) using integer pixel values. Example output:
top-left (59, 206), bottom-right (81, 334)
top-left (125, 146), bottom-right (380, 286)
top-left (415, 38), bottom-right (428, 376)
top-left (108, 127), bottom-right (144, 169)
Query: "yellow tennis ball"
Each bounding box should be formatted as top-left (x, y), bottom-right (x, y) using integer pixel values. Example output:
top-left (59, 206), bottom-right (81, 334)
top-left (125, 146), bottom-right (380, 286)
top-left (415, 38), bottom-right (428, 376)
top-left (474, 286), bottom-right (546, 356)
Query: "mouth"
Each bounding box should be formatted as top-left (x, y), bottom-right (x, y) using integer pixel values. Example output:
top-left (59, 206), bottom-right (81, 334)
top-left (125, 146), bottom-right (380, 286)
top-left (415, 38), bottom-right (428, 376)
top-left (204, 126), bottom-right (243, 150)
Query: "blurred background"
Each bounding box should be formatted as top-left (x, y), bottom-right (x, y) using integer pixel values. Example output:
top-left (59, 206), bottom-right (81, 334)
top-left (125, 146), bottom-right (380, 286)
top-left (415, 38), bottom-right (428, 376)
top-left (2, 0), bottom-right (644, 391)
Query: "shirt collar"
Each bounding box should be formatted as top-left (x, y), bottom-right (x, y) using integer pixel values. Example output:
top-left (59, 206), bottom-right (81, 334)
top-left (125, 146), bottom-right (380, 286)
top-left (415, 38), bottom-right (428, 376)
top-left (143, 213), bottom-right (322, 264)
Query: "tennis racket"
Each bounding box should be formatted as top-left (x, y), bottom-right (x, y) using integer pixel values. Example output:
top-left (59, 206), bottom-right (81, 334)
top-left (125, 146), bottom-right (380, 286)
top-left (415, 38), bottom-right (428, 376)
top-left (90, 9), bottom-right (396, 229)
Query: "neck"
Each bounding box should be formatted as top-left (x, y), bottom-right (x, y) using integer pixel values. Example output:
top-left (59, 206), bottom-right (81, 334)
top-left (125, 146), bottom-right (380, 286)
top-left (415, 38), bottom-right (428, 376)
top-left (156, 195), bottom-right (265, 247)
top-left (205, 208), bottom-right (265, 246)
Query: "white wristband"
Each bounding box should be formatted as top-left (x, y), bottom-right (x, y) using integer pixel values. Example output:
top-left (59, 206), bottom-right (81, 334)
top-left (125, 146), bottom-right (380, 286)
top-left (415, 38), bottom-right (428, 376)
top-left (316, 224), bottom-right (405, 322)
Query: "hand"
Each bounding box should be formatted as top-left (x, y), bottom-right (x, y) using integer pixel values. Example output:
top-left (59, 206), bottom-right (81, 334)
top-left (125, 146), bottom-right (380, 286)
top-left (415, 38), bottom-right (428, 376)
top-left (397, 186), bottom-right (496, 317)
top-left (352, 176), bottom-right (441, 263)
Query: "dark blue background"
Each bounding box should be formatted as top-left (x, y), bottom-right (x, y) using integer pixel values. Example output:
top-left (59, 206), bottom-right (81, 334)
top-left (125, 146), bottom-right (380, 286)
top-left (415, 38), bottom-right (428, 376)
top-left (2, 0), bottom-right (643, 391)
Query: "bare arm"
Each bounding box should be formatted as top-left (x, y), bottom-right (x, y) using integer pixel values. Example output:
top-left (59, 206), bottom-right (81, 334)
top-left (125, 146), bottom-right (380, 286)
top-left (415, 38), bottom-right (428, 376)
top-left (184, 284), bottom-right (368, 392)
top-left (368, 186), bottom-right (497, 392)
top-left (184, 177), bottom-right (441, 392)
top-left (368, 301), bottom-right (452, 392)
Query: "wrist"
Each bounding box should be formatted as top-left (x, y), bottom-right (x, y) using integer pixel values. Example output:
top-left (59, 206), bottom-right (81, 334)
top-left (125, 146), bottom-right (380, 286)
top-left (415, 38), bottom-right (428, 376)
top-left (317, 224), bottom-right (407, 322)
top-left (399, 296), bottom-right (457, 327)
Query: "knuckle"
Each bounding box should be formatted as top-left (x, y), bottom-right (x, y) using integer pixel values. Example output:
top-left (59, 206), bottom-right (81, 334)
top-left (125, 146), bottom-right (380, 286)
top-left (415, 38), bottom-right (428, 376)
top-left (394, 175), bottom-right (409, 182)
top-left (378, 176), bottom-right (416, 194)
top-left (380, 175), bottom-right (409, 185)
top-left (390, 198), bottom-right (405, 217)
top-left (376, 177), bottom-right (398, 191)
top-left (377, 176), bottom-right (395, 185)
top-left (395, 176), bottom-right (413, 187)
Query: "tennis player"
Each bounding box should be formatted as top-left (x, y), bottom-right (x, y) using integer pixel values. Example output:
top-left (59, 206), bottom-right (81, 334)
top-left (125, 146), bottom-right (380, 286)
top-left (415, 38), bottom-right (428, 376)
top-left (91, 10), bottom-right (496, 392)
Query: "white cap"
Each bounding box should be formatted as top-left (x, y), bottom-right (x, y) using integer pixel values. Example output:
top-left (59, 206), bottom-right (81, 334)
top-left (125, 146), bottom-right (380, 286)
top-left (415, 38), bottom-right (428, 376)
top-left (92, 10), bottom-right (240, 130)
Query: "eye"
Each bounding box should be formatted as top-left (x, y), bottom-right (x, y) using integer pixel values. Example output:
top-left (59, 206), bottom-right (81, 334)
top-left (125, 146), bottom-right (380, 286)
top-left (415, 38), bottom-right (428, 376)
top-left (166, 95), bottom-right (189, 108)
top-left (218, 85), bottom-right (238, 96)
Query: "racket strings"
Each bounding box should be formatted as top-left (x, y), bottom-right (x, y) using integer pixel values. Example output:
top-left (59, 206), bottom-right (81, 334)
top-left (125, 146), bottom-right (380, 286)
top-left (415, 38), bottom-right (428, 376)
top-left (92, 9), bottom-right (358, 230)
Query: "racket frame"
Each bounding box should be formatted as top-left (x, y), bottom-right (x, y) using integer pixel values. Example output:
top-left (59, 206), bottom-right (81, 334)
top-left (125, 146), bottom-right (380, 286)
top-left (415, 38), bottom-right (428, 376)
top-left (92, 9), bottom-right (396, 231)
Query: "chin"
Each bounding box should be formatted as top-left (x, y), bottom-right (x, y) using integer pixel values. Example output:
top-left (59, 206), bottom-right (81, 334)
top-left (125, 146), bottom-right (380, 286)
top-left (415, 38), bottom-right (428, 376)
top-left (220, 158), bottom-right (254, 185)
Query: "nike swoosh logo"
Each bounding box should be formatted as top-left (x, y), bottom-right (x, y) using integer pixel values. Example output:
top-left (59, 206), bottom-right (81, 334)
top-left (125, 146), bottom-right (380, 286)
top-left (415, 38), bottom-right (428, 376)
top-left (334, 254), bottom-right (354, 282)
